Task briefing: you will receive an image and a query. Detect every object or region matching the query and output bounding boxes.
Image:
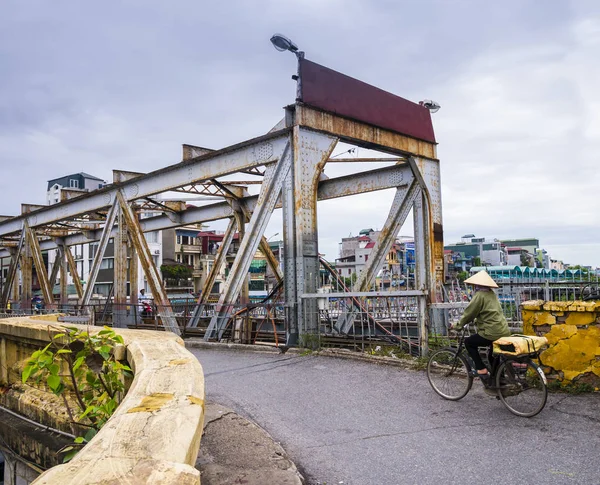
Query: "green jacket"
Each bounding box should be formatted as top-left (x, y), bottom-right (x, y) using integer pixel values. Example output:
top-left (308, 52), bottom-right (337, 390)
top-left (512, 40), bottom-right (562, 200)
top-left (456, 289), bottom-right (510, 341)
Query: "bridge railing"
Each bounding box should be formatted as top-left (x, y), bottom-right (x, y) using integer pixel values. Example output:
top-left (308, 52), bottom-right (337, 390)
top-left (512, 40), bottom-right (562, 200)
top-left (0, 315), bottom-right (205, 484)
top-left (300, 292), bottom-right (425, 355)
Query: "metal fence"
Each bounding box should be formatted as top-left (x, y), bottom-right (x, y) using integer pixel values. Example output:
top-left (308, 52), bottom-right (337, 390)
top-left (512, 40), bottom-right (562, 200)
top-left (300, 292), bottom-right (426, 355)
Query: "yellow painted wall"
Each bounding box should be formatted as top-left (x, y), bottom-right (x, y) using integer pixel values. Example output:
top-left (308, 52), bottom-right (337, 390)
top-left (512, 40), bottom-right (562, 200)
top-left (522, 300), bottom-right (600, 389)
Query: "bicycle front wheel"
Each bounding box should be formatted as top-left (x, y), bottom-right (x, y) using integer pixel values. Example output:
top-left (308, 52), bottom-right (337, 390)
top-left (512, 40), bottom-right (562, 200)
top-left (496, 359), bottom-right (547, 417)
top-left (427, 349), bottom-right (473, 400)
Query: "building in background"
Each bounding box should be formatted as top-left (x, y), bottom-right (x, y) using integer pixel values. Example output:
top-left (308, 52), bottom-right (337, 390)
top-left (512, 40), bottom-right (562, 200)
top-left (334, 229), bottom-right (414, 289)
top-left (46, 173), bottom-right (106, 205)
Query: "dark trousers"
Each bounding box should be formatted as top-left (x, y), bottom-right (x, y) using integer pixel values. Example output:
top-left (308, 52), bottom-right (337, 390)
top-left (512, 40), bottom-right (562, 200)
top-left (465, 334), bottom-right (495, 371)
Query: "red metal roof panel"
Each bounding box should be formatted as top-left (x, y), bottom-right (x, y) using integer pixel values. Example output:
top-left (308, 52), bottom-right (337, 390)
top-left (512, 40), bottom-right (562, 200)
top-left (299, 59), bottom-right (436, 143)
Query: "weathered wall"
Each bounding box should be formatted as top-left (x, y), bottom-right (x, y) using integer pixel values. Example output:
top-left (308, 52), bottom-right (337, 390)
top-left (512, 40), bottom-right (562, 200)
top-left (0, 315), bottom-right (206, 484)
top-left (522, 300), bottom-right (600, 389)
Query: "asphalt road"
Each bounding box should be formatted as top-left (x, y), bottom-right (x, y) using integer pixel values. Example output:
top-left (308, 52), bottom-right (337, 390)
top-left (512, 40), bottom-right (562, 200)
top-left (190, 347), bottom-right (600, 485)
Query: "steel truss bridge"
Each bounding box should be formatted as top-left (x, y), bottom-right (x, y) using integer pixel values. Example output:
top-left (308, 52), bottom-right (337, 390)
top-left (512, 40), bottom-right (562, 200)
top-left (0, 58), bottom-right (444, 353)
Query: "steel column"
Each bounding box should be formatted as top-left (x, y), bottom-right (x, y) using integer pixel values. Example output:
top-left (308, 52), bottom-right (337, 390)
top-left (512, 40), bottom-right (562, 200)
top-left (187, 217), bottom-right (238, 328)
top-left (413, 188), bottom-right (429, 355)
top-left (48, 249), bottom-right (61, 289)
top-left (129, 240), bottom-right (139, 322)
top-left (285, 127), bottom-right (337, 344)
top-left (24, 221), bottom-right (54, 308)
top-left (0, 230), bottom-right (24, 308)
top-left (59, 248), bottom-right (68, 307)
top-left (64, 244), bottom-right (83, 299)
top-left (411, 156), bottom-right (444, 301)
top-left (259, 236), bottom-right (283, 282)
top-left (20, 228), bottom-right (33, 310)
top-left (116, 191), bottom-right (180, 335)
top-left (80, 202), bottom-right (119, 309)
top-left (113, 207), bottom-right (129, 328)
top-left (205, 138), bottom-right (292, 341)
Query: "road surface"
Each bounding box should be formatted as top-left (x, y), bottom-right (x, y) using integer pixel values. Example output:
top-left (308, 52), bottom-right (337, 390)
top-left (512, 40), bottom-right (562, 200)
top-left (190, 347), bottom-right (600, 485)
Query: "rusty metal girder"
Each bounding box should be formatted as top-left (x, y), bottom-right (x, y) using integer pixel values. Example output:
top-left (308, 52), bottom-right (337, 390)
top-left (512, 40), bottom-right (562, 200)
top-left (295, 104), bottom-right (437, 161)
top-left (354, 180), bottom-right (420, 292)
top-left (335, 181), bottom-right (420, 335)
top-left (0, 130), bottom-right (290, 238)
top-left (48, 248), bottom-right (62, 289)
top-left (64, 243), bottom-right (83, 299)
top-left (211, 179), bottom-right (282, 285)
top-left (80, 202), bottom-right (119, 308)
top-left (59, 248), bottom-right (68, 307)
top-left (326, 157), bottom-right (405, 163)
top-left (113, 206), bottom-right (129, 328)
top-left (0, 230), bottom-right (24, 307)
top-left (171, 182), bottom-right (248, 198)
top-left (205, 138), bottom-right (292, 340)
top-left (413, 191), bottom-right (429, 354)
top-left (21, 204), bottom-right (45, 214)
top-left (187, 216), bottom-right (237, 328)
top-left (0, 163), bottom-right (414, 259)
top-left (116, 191), bottom-right (180, 335)
top-left (24, 221), bottom-right (54, 308)
top-left (20, 230), bottom-right (33, 308)
top-left (283, 127), bottom-right (338, 344)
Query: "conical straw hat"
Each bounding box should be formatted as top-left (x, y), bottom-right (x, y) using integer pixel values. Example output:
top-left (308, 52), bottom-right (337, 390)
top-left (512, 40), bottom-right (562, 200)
top-left (464, 270), bottom-right (498, 288)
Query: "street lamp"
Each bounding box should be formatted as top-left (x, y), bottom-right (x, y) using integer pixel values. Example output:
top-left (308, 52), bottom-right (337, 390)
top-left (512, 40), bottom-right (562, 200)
top-left (419, 99), bottom-right (441, 113)
top-left (270, 33), bottom-right (304, 59)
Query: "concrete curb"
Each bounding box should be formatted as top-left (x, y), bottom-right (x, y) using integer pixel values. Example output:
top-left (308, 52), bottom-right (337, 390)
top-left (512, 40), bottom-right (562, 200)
top-left (196, 403), bottom-right (304, 485)
top-left (185, 338), bottom-right (425, 370)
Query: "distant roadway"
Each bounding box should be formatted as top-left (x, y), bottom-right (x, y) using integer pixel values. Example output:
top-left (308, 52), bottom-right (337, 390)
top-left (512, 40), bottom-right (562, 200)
top-left (190, 347), bottom-right (600, 485)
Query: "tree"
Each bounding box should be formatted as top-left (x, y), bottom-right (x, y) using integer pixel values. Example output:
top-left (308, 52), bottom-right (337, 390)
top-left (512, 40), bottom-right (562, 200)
top-left (160, 264), bottom-right (193, 281)
top-left (520, 254), bottom-right (531, 267)
top-left (342, 272), bottom-right (357, 289)
top-left (458, 271), bottom-right (469, 282)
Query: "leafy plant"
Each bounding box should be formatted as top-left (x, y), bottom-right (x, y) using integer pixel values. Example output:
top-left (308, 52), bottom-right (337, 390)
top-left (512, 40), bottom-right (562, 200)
top-left (160, 263), bottom-right (193, 281)
top-left (298, 333), bottom-right (322, 351)
top-left (22, 326), bottom-right (132, 462)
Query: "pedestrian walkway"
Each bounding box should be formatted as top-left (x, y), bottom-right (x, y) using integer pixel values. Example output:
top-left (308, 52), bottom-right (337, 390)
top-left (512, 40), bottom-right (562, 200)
top-left (196, 403), bottom-right (303, 485)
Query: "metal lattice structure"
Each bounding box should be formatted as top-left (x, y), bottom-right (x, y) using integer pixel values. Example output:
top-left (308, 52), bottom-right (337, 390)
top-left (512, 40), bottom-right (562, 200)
top-left (0, 57), bottom-right (443, 352)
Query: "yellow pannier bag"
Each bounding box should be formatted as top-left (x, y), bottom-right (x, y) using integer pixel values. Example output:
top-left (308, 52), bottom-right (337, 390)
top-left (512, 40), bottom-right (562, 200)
top-left (493, 335), bottom-right (548, 356)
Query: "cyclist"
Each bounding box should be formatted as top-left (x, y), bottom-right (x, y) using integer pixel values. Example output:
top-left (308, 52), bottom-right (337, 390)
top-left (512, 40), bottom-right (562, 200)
top-left (450, 270), bottom-right (510, 386)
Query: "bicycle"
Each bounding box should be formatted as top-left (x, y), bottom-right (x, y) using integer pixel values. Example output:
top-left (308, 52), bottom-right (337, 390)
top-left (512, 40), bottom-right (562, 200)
top-left (426, 325), bottom-right (548, 417)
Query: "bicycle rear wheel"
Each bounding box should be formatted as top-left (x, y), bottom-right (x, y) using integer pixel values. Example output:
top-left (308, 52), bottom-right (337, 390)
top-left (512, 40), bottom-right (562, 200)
top-left (427, 349), bottom-right (473, 400)
top-left (496, 359), bottom-right (547, 417)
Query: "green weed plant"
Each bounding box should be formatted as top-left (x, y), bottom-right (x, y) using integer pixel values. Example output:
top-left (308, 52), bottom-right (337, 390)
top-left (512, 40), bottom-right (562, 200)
top-left (22, 326), bottom-right (132, 462)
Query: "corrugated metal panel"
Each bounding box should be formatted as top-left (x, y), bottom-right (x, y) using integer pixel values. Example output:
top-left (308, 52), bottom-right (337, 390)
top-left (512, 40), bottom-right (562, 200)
top-left (299, 59), bottom-right (436, 143)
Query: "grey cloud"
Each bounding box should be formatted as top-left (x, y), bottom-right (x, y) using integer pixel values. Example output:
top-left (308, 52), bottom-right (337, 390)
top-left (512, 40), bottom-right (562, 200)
top-left (0, 0), bottom-right (598, 266)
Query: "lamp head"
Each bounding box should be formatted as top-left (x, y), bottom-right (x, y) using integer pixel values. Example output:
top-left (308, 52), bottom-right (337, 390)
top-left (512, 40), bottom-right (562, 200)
top-left (419, 99), bottom-right (441, 114)
top-left (270, 33), bottom-right (299, 53)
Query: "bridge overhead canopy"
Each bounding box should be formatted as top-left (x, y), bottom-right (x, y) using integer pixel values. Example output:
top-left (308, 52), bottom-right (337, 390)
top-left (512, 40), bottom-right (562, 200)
top-left (0, 56), bottom-right (443, 353)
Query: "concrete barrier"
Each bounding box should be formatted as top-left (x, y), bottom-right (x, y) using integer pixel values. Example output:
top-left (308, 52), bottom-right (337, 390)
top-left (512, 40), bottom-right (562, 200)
top-left (522, 300), bottom-right (600, 389)
top-left (0, 315), bottom-right (205, 484)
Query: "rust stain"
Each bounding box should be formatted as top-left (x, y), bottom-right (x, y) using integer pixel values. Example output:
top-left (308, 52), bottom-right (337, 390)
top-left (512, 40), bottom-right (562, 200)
top-left (433, 223), bottom-right (443, 242)
top-left (297, 106), bottom-right (437, 160)
top-left (169, 358), bottom-right (192, 366)
top-left (187, 395), bottom-right (205, 406)
top-left (127, 393), bottom-right (174, 413)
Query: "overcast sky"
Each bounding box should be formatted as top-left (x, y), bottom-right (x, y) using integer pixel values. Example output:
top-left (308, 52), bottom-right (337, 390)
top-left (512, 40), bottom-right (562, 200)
top-left (1, 0), bottom-right (599, 267)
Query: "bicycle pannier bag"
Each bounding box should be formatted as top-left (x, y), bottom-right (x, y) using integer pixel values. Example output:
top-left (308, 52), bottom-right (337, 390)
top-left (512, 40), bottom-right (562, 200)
top-left (492, 335), bottom-right (548, 356)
